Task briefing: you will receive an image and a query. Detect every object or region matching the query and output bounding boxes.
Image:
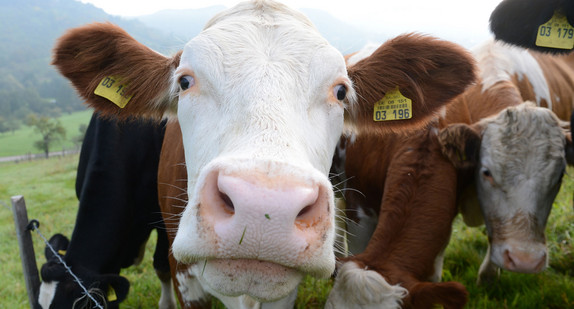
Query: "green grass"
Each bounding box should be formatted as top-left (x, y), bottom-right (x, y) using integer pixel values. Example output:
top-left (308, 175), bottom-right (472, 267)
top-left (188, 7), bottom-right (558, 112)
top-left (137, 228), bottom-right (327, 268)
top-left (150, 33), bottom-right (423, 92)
top-left (0, 155), bottom-right (573, 308)
top-left (0, 109), bottom-right (93, 157)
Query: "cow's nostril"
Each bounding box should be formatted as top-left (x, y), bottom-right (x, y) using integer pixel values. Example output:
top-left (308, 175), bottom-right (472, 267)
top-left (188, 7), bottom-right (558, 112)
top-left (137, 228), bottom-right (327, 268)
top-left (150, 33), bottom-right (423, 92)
top-left (219, 192), bottom-right (235, 214)
top-left (297, 205), bottom-right (313, 218)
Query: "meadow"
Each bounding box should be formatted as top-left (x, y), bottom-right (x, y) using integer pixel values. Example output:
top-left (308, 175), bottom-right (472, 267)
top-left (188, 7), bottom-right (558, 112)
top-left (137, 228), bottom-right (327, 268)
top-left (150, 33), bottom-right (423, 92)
top-left (0, 154), bottom-right (573, 308)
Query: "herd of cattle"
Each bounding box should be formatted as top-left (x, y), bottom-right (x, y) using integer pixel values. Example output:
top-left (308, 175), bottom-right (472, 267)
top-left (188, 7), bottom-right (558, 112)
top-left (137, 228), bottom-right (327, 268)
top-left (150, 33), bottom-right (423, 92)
top-left (34, 0), bottom-right (574, 308)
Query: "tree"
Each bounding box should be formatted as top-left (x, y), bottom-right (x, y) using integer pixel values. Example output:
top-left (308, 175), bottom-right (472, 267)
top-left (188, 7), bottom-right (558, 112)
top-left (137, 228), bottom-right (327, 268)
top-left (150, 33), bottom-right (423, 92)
top-left (25, 114), bottom-right (66, 158)
top-left (71, 123), bottom-right (87, 149)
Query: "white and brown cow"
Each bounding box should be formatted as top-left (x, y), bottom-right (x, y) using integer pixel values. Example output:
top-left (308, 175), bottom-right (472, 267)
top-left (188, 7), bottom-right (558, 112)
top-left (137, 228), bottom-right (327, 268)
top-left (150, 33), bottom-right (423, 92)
top-left (439, 39), bottom-right (574, 283)
top-left (327, 39), bottom-right (573, 308)
top-left (51, 1), bottom-right (476, 307)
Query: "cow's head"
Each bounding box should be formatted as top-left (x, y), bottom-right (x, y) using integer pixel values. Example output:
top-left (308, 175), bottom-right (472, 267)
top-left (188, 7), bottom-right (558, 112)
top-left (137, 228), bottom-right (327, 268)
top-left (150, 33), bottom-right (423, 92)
top-left (52, 0), bottom-right (475, 302)
top-left (38, 234), bottom-right (130, 309)
top-left (440, 102), bottom-right (569, 275)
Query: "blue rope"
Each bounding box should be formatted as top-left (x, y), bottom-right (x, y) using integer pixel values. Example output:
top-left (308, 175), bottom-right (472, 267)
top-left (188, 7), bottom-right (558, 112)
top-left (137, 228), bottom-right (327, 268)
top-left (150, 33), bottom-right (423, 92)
top-left (28, 220), bottom-right (105, 309)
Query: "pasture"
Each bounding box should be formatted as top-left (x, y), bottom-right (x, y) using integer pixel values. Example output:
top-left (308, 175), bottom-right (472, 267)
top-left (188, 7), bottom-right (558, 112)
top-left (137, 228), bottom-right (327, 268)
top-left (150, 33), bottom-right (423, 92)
top-left (0, 109), bottom-right (92, 158)
top-left (0, 154), bottom-right (573, 308)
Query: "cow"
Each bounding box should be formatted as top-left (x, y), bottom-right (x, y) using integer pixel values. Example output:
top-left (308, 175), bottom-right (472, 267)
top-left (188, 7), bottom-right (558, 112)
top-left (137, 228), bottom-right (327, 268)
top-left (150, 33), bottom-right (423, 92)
top-left (37, 113), bottom-right (176, 309)
top-left (438, 39), bottom-right (574, 283)
top-left (326, 37), bottom-right (574, 308)
top-left (50, 0), bottom-right (477, 307)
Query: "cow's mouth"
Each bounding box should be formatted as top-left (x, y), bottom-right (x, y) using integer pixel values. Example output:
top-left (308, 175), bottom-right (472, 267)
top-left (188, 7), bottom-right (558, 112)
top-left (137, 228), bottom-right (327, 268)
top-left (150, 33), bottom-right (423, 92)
top-left (194, 258), bottom-right (303, 302)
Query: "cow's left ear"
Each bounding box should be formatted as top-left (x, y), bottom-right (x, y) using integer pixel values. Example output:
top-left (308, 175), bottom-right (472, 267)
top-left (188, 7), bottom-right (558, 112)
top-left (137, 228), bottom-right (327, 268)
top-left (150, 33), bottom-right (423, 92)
top-left (438, 123), bottom-right (483, 169)
top-left (346, 33), bottom-right (476, 134)
top-left (53, 22), bottom-right (182, 120)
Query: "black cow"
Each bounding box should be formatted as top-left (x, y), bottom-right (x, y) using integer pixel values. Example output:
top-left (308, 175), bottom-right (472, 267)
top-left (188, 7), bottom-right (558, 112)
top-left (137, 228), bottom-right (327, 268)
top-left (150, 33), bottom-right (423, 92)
top-left (489, 0), bottom-right (574, 54)
top-left (37, 113), bottom-right (175, 309)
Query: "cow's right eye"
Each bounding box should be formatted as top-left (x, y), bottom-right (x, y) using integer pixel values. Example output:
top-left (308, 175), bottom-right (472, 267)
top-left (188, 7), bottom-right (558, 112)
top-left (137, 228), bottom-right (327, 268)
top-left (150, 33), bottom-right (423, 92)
top-left (179, 75), bottom-right (195, 91)
top-left (481, 168), bottom-right (494, 185)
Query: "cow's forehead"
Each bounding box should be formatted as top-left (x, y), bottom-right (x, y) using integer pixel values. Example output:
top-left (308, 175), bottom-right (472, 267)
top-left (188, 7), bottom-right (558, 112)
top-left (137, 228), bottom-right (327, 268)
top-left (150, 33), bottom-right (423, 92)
top-left (179, 0), bottom-right (336, 79)
top-left (480, 106), bottom-right (565, 183)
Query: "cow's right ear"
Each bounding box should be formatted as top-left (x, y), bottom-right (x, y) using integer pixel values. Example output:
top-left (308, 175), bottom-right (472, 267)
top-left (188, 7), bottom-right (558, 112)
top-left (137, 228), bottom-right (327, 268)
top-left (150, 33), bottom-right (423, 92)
top-left (438, 123), bottom-right (482, 169)
top-left (53, 22), bottom-right (182, 119)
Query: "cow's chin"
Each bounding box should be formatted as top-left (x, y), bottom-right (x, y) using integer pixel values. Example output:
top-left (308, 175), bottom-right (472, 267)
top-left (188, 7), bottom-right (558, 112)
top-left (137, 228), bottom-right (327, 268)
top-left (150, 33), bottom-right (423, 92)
top-left (195, 259), bottom-right (303, 302)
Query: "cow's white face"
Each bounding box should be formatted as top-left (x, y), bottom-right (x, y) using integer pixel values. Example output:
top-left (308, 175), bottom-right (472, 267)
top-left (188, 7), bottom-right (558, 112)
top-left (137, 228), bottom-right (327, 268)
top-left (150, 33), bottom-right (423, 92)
top-left (171, 1), bottom-right (349, 301)
top-left (476, 103), bottom-right (565, 273)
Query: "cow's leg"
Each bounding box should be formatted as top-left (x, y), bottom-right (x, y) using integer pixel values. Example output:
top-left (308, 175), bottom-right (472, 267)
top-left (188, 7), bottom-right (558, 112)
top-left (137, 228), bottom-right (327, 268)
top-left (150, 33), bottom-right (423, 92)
top-left (154, 228), bottom-right (177, 309)
top-left (477, 245), bottom-right (500, 284)
top-left (346, 206), bottom-right (378, 255)
top-left (429, 246), bottom-right (446, 282)
top-left (156, 269), bottom-right (177, 309)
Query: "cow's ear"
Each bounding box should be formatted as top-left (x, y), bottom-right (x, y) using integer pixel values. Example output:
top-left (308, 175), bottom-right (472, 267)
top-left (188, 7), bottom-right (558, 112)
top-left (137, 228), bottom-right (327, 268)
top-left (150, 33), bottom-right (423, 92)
top-left (45, 234), bottom-right (69, 261)
top-left (346, 33), bottom-right (476, 134)
top-left (99, 274), bottom-right (130, 304)
top-left (53, 22), bottom-right (182, 120)
top-left (438, 123), bottom-right (482, 169)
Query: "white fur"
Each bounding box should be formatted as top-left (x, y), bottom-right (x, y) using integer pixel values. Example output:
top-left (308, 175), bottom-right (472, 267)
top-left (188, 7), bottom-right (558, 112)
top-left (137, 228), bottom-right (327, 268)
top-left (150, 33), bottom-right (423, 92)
top-left (170, 0), bottom-right (351, 303)
top-left (326, 261), bottom-right (408, 309)
top-left (473, 40), bottom-right (552, 108)
top-left (38, 281), bottom-right (58, 309)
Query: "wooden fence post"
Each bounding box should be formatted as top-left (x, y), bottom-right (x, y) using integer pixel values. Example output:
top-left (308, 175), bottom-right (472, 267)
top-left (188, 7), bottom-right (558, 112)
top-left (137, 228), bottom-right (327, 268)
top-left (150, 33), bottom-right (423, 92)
top-left (11, 195), bottom-right (40, 309)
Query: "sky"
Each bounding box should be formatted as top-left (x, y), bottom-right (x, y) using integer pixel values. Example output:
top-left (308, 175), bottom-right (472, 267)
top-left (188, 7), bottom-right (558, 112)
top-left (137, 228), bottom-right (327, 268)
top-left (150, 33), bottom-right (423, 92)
top-left (79, 0), bottom-right (505, 48)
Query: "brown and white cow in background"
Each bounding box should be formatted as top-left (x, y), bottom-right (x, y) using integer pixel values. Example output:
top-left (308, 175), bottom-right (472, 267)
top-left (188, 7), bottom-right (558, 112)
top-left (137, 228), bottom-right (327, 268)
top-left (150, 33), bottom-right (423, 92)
top-left (439, 39), bottom-right (574, 283)
top-left (489, 0), bottom-right (574, 208)
top-left (327, 36), bottom-right (574, 308)
top-left (51, 0), bottom-right (476, 307)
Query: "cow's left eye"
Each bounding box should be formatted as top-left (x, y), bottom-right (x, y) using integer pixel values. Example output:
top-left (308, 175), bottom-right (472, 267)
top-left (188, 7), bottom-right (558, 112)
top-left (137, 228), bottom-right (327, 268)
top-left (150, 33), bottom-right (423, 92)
top-left (334, 84), bottom-right (347, 101)
top-left (179, 75), bottom-right (195, 91)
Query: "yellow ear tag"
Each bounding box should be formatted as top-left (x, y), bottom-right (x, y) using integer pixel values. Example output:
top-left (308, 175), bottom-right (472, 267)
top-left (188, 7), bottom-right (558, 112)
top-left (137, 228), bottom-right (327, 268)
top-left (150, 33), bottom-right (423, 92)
top-left (107, 285), bottom-right (117, 302)
top-left (536, 10), bottom-right (574, 50)
top-left (373, 87), bottom-right (412, 121)
top-left (57, 250), bottom-right (66, 256)
top-left (94, 76), bottom-right (133, 108)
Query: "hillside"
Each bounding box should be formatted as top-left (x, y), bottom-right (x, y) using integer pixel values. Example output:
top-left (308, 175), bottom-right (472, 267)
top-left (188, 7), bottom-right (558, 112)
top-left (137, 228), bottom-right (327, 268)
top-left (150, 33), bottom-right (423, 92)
top-left (0, 0), bottom-right (180, 126)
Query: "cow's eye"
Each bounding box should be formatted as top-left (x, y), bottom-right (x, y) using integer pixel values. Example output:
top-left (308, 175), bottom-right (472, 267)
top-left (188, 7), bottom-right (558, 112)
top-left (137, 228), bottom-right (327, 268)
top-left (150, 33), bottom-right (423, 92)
top-left (179, 75), bottom-right (195, 91)
top-left (481, 168), bottom-right (494, 184)
top-left (334, 84), bottom-right (347, 101)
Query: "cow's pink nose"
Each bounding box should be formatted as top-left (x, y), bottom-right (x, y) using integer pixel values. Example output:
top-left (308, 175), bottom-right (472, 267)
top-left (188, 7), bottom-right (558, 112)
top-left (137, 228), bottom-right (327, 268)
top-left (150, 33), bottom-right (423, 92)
top-left (503, 249), bottom-right (547, 273)
top-left (199, 169), bottom-right (330, 251)
top-left (215, 173), bottom-right (321, 223)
